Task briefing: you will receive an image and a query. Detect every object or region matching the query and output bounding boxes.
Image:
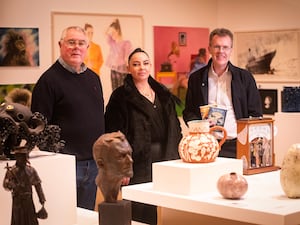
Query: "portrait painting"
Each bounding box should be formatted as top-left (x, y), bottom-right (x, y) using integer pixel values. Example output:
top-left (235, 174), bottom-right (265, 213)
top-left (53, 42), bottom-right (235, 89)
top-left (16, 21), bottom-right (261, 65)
top-left (51, 12), bottom-right (144, 103)
top-left (259, 89), bottom-right (278, 115)
top-left (235, 29), bottom-right (300, 83)
top-left (0, 28), bottom-right (39, 67)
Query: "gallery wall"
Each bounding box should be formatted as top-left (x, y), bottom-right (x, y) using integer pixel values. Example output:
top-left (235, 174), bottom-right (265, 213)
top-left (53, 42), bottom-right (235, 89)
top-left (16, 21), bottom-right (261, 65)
top-left (0, 0), bottom-right (299, 107)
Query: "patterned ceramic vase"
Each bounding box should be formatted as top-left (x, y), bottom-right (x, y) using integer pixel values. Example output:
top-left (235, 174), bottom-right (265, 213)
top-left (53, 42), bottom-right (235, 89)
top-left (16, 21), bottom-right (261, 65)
top-left (280, 143), bottom-right (300, 198)
top-left (217, 172), bottom-right (248, 199)
top-left (178, 120), bottom-right (227, 163)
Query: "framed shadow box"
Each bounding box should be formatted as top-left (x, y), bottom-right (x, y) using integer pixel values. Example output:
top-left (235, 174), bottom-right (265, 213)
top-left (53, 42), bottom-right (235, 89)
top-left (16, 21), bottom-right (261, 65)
top-left (237, 118), bottom-right (280, 175)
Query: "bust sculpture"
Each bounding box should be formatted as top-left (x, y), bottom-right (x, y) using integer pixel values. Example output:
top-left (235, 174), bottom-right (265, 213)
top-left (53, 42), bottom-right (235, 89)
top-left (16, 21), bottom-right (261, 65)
top-left (93, 131), bottom-right (133, 203)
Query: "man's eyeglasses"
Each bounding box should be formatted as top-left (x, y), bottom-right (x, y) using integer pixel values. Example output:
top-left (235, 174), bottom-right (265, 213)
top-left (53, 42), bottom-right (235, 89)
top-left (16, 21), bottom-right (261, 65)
top-left (64, 39), bottom-right (88, 48)
top-left (212, 45), bottom-right (232, 52)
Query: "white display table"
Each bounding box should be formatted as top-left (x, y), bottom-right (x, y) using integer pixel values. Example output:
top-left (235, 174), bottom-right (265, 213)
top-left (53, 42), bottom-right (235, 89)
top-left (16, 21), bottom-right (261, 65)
top-left (122, 163), bottom-right (300, 225)
top-left (0, 151), bottom-right (77, 225)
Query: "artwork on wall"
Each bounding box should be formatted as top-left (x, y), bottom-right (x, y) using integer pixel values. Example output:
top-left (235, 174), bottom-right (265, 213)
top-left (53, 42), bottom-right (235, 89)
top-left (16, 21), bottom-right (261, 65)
top-left (0, 84), bottom-right (35, 104)
top-left (259, 89), bottom-right (278, 115)
top-left (178, 32), bottom-right (187, 46)
top-left (235, 29), bottom-right (300, 83)
top-left (154, 26), bottom-right (209, 75)
top-left (0, 27), bottom-right (39, 67)
top-left (51, 12), bottom-right (144, 102)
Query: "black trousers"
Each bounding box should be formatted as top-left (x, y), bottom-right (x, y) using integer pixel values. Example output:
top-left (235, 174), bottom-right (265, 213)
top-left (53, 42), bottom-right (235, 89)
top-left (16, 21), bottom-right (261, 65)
top-left (131, 142), bottom-right (161, 225)
top-left (218, 138), bottom-right (237, 158)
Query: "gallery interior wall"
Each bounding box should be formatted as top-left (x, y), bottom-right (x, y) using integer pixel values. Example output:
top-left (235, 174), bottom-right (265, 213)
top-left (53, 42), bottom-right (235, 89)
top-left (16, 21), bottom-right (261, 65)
top-left (0, 0), bottom-right (299, 106)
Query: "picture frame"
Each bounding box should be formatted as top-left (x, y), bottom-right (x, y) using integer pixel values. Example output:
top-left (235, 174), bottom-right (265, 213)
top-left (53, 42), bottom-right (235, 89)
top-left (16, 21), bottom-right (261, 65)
top-left (259, 89), bottom-right (278, 115)
top-left (0, 83), bottom-right (35, 104)
top-left (234, 29), bottom-right (300, 83)
top-left (0, 27), bottom-right (39, 67)
top-left (51, 12), bottom-right (144, 62)
top-left (51, 12), bottom-right (144, 103)
top-left (178, 32), bottom-right (187, 46)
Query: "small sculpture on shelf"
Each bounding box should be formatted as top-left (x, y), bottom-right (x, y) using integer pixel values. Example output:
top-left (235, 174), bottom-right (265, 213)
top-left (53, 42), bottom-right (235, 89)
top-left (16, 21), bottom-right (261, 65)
top-left (0, 102), bottom-right (64, 160)
top-left (280, 143), bottom-right (300, 198)
top-left (3, 146), bottom-right (47, 225)
top-left (93, 131), bottom-right (133, 225)
top-left (178, 120), bottom-right (227, 163)
top-left (217, 172), bottom-right (248, 199)
top-left (93, 131), bottom-right (133, 203)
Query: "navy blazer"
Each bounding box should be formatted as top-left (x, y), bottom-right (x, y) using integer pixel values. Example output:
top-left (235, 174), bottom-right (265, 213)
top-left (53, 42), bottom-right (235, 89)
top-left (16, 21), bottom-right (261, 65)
top-left (183, 59), bottom-right (263, 123)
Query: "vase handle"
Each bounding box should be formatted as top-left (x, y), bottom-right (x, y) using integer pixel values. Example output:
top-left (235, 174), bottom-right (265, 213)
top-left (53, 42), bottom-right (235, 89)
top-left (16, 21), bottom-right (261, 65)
top-left (209, 126), bottom-right (227, 148)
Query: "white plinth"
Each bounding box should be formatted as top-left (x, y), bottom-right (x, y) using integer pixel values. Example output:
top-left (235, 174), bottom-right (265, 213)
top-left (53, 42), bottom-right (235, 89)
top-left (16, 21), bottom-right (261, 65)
top-left (122, 171), bottom-right (300, 225)
top-left (0, 151), bottom-right (77, 225)
top-left (153, 157), bottom-right (243, 195)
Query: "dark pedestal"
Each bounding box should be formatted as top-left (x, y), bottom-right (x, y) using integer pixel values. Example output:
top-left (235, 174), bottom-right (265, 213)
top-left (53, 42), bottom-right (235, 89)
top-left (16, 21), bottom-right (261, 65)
top-left (98, 200), bottom-right (131, 225)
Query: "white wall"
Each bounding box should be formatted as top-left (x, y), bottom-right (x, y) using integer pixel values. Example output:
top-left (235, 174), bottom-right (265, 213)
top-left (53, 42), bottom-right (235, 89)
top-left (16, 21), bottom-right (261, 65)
top-left (0, 0), bottom-right (299, 106)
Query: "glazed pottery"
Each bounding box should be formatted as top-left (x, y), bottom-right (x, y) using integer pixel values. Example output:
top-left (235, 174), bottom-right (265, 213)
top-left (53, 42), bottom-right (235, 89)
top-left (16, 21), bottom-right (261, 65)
top-left (280, 143), bottom-right (300, 198)
top-left (217, 172), bottom-right (248, 199)
top-left (178, 120), bottom-right (227, 163)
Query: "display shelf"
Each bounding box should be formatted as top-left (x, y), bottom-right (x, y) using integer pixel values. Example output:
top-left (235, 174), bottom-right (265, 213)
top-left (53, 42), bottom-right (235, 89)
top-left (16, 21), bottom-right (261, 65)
top-left (122, 170), bottom-right (300, 225)
top-left (0, 151), bottom-right (77, 225)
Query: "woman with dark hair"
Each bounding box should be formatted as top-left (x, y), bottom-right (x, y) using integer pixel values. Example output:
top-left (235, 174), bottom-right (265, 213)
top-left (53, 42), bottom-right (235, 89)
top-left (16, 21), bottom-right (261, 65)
top-left (105, 48), bottom-right (182, 225)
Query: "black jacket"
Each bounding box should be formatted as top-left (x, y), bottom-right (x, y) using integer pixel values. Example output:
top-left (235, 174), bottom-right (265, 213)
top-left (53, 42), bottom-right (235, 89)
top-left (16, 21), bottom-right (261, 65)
top-left (105, 74), bottom-right (182, 184)
top-left (183, 59), bottom-right (262, 123)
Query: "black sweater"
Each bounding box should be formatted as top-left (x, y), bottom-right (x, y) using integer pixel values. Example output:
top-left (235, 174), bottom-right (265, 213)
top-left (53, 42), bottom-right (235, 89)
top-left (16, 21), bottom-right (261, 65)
top-left (31, 61), bottom-right (105, 160)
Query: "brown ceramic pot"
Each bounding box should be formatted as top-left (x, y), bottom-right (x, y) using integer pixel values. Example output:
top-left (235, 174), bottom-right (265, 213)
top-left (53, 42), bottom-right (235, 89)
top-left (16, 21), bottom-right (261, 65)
top-left (178, 120), bottom-right (227, 163)
top-left (217, 172), bottom-right (248, 199)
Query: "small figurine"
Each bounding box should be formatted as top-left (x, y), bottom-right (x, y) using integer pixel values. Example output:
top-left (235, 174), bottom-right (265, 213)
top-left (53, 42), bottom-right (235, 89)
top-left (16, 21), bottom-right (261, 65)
top-left (93, 131), bottom-right (133, 203)
top-left (3, 146), bottom-right (47, 225)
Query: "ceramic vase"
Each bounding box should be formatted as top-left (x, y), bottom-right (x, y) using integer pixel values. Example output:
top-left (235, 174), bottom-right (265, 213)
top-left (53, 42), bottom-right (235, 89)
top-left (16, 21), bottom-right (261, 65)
top-left (178, 120), bottom-right (227, 163)
top-left (280, 143), bottom-right (300, 198)
top-left (217, 172), bottom-right (248, 199)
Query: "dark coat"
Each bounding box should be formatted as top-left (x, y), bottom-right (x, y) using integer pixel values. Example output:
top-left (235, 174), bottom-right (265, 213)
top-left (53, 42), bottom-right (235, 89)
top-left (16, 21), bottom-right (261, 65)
top-left (105, 75), bottom-right (182, 184)
top-left (183, 59), bottom-right (263, 123)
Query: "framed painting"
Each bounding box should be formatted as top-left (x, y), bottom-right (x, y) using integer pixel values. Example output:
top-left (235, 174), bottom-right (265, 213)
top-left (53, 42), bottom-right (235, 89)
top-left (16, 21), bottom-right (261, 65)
top-left (51, 12), bottom-right (143, 63)
top-left (178, 32), bottom-right (187, 46)
top-left (51, 12), bottom-right (144, 102)
top-left (234, 29), bottom-right (300, 83)
top-left (0, 83), bottom-right (35, 104)
top-left (259, 89), bottom-right (278, 115)
top-left (0, 27), bottom-right (39, 66)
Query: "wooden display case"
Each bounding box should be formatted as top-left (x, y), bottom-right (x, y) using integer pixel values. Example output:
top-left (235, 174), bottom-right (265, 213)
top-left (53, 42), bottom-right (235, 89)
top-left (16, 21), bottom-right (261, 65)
top-left (237, 117), bottom-right (280, 175)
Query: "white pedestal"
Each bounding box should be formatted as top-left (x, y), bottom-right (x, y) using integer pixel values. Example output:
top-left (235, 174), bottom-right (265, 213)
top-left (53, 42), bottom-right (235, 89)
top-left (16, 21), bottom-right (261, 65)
top-left (274, 112), bottom-right (300, 166)
top-left (0, 151), bottom-right (77, 225)
top-left (153, 157), bottom-right (243, 195)
top-left (123, 171), bottom-right (300, 225)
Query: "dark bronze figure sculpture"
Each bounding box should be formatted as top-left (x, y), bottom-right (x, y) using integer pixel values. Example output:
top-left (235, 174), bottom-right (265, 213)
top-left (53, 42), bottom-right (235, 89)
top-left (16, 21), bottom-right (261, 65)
top-left (3, 147), bottom-right (47, 225)
top-left (93, 131), bottom-right (133, 203)
top-left (1, 100), bottom-right (65, 225)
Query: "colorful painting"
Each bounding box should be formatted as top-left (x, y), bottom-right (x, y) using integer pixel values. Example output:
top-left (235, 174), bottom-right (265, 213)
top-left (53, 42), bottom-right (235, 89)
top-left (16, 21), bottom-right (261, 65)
top-left (51, 12), bottom-right (144, 102)
top-left (0, 84), bottom-right (35, 104)
top-left (0, 28), bottom-right (39, 66)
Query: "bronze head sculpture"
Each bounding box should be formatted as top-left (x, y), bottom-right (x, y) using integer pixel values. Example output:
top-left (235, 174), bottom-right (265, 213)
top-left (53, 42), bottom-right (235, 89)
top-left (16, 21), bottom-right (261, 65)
top-left (93, 131), bottom-right (133, 203)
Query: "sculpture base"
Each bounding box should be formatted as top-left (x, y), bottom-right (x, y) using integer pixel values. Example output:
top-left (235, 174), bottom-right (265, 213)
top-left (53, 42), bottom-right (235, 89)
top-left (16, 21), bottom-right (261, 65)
top-left (98, 200), bottom-right (131, 225)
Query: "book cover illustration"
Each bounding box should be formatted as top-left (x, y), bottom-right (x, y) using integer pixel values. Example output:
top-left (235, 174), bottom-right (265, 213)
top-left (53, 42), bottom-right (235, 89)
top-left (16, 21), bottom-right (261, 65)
top-left (208, 106), bottom-right (227, 126)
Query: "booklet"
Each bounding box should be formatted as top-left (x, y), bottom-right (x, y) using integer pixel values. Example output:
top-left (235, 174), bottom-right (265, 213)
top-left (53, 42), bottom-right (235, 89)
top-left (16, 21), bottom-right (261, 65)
top-left (207, 106), bottom-right (227, 126)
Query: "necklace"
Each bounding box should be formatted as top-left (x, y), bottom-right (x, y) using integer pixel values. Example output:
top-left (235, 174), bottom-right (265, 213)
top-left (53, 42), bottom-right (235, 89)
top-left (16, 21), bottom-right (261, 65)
top-left (138, 86), bottom-right (155, 103)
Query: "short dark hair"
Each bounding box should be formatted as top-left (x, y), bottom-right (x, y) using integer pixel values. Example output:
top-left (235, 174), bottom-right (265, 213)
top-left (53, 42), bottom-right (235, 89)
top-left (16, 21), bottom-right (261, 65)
top-left (128, 48), bottom-right (149, 64)
top-left (209, 28), bottom-right (233, 47)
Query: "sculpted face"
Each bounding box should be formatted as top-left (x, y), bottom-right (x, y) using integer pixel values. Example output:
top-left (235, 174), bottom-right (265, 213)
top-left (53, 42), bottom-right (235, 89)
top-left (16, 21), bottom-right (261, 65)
top-left (93, 131), bottom-right (133, 186)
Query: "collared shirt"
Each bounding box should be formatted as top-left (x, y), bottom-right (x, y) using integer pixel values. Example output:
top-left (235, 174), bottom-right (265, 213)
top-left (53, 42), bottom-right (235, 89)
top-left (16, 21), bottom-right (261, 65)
top-left (58, 57), bottom-right (87, 74)
top-left (208, 64), bottom-right (237, 139)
